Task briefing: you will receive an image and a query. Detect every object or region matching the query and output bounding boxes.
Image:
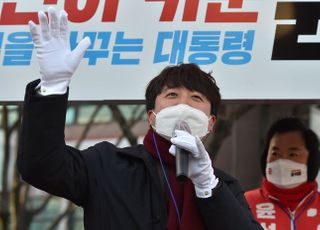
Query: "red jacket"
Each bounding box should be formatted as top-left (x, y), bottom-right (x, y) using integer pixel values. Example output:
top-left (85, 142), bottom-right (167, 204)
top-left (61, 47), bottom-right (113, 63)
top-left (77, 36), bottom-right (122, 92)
top-left (245, 182), bottom-right (320, 230)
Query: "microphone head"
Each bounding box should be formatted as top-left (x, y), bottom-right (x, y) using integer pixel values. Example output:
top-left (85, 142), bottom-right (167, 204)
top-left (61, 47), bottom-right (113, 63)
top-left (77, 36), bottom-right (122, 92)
top-left (173, 120), bottom-right (191, 136)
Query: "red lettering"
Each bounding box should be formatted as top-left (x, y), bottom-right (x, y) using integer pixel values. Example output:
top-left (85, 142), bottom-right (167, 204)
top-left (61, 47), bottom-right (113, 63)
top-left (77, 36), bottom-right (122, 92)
top-left (182, 0), bottom-right (199, 21)
top-left (205, 3), bottom-right (258, 22)
top-left (0, 3), bottom-right (38, 25)
top-left (44, 0), bottom-right (58, 3)
top-left (145, 0), bottom-right (179, 21)
top-left (229, 0), bottom-right (243, 8)
top-left (0, 0), bottom-right (258, 25)
top-left (65, 0), bottom-right (99, 23)
top-left (0, 0), bottom-right (118, 25)
top-left (146, 0), bottom-right (258, 23)
top-left (102, 0), bottom-right (119, 22)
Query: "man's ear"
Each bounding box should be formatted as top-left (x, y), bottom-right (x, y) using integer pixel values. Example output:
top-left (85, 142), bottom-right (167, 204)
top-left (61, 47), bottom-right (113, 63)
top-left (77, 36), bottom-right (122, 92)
top-left (147, 110), bottom-right (155, 126)
top-left (208, 115), bottom-right (217, 133)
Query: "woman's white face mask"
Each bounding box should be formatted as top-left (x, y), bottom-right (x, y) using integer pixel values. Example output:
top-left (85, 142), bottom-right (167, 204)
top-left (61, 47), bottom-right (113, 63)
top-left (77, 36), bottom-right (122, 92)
top-left (266, 159), bottom-right (307, 189)
top-left (152, 104), bottom-right (211, 140)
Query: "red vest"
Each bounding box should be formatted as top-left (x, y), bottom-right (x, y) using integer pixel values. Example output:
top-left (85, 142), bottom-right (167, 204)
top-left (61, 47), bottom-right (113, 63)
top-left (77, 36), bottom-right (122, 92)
top-left (245, 187), bottom-right (320, 230)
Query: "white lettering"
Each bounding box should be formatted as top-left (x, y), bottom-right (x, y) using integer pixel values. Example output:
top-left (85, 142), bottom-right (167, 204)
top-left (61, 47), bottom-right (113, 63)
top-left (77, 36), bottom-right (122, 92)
top-left (261, 223), bottom-right (276, 230)
top-left (256, 203), bottom-right (276, 219)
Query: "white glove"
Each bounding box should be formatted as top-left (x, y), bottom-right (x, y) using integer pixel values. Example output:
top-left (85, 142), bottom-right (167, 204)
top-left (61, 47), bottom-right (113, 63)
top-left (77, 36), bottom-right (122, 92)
top-left (29, 7), bottom-right (91, 95)
top-left (169, 130), bottom-right (219, 198)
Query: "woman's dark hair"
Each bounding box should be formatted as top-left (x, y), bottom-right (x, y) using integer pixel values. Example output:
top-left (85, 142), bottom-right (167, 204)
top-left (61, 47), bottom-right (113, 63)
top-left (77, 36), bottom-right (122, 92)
top-left (145, 63), bottom-right (221, 116)
top-left (261, 117), bottom-right (320, 181)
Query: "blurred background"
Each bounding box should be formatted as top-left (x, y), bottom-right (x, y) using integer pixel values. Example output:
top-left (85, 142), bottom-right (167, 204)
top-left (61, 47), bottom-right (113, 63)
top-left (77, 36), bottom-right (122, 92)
top-left (1, 102), bottom-right (320, 230)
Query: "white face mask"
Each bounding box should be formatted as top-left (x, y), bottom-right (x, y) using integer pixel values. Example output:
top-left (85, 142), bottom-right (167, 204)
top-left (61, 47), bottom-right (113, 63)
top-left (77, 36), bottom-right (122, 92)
top-left (152, 104), bottom-right (211, 140)
top-left (266, 159), bottom-right (307, 189)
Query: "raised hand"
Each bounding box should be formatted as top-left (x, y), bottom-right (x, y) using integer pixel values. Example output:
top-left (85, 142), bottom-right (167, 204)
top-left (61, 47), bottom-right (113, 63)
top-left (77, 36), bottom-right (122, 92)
top-left (29, 7), bottom-right (91, 95)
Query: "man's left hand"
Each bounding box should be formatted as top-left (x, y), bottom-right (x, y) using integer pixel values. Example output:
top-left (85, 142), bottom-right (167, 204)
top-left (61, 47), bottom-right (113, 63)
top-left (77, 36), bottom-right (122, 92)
top-left (169, 130), bottom-right (219, 198)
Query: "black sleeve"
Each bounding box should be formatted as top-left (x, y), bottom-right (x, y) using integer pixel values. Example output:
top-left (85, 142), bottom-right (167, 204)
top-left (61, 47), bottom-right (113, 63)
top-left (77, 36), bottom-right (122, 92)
top-left (17, 80), bottom-right (89, 206)
top-left (197, 179), bottom-right (263, 229)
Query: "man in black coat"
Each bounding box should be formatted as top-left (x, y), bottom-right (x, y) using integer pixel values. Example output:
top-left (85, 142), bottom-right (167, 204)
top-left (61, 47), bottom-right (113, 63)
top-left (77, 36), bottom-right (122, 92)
top-left (18, 7), bottom-right (263, 230)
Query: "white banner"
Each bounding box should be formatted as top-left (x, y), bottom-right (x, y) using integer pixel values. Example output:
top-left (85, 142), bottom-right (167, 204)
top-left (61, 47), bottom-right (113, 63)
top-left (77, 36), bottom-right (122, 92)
top-left (1, 0), bottom-right (320, 101)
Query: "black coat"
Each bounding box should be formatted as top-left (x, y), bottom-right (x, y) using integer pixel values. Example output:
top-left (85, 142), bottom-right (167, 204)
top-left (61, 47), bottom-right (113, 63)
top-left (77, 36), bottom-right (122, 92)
top-left (17, 80), bottom-right (263, 230)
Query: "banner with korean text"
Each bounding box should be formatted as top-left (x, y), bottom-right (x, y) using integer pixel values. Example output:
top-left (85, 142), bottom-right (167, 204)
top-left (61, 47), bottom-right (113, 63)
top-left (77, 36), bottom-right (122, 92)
top-left (1, 0), bottom-right (320, 101)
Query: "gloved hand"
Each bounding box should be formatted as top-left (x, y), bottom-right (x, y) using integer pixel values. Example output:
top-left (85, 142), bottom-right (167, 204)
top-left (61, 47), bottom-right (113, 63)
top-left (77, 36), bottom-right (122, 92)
top-left (29, 7), bottom-right (91, 95)
top-left (169, 130), bottom-right (219, 198)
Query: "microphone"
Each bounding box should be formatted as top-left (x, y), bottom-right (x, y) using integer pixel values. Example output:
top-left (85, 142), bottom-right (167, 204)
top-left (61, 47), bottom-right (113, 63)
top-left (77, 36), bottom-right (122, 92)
top-left (173, 121), bottom-right (191, 182)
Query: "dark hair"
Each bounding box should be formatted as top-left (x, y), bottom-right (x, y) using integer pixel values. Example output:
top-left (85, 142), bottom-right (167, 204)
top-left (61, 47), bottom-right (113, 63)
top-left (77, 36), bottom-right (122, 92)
top-left (145, 63), bottom-right (221, 116)
top-left (261, 117), bottom-right (320, 181)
